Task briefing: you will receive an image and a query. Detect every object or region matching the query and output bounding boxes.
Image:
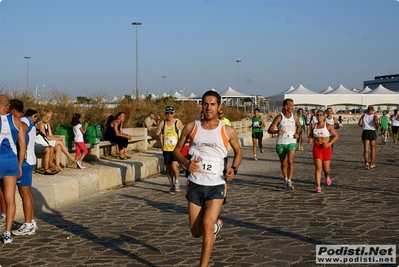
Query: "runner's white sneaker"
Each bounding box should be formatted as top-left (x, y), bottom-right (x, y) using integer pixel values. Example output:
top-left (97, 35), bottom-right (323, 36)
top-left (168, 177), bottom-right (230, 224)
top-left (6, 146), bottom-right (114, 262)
top-left (175, 181), bottom-right (181, 192)
top-left (0, 214), bottom-right (5, 227)
top-left (32, 219), bottom-right (39, 231)
top-left (283, 179), bottom-right (288, 189)
top-left (286, 180), bottom-right (294, 190)
top-left (214, 218), bottom-right (224, 238)
top-left (12, 223), bottom-right (36, 236)
top-left (2, 231), bottom-right (13, 244)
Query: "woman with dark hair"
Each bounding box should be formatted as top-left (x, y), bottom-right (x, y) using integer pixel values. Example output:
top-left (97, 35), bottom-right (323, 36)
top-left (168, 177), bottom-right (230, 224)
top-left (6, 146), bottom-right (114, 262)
top-left (104, 112), bottom-right (132, 159)
top-left (71, 113), bottom-right (88, 169)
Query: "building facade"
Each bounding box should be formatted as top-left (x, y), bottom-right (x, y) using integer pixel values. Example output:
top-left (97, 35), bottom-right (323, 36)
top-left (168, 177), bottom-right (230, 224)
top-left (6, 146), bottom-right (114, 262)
top-left (364, 74), bottom-right (399, 92)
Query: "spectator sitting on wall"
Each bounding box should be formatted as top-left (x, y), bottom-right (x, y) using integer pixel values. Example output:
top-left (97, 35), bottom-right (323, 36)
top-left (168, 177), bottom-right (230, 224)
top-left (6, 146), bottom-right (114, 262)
top-left (143, 110), bottom-right (160, 132)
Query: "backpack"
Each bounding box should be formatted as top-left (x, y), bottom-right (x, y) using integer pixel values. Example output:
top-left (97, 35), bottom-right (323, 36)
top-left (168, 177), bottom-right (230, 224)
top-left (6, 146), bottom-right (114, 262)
top-left (161, 119), bottom-right (179, 135)
top-left (85, 124), bottom-right (102, 145)
top-left (54, 125), bottom-right (74, 148)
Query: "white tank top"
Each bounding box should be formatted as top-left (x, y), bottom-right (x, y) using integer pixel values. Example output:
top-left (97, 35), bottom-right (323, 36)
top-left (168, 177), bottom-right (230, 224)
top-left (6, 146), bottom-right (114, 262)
top-left (325, 116), bottom-right (334, 125)
top-left (73, 124), bottom-right (84, 142)
top-left (391, 114), bottom-right (399, 127)
top-left (0, 114), bottom-right (18, 161)
top-left (276, 113), bottom-right (296, 145)
top-left (21, 117), bottom-right (37, 165)
top-left (313, 123), bottom-right (330, 138)
top-left (362, 114), bottom-right (376, 130)
top-left (187, 120), bottom-right (229, 186)
top-left (325, 117), bottom-right (335, 136)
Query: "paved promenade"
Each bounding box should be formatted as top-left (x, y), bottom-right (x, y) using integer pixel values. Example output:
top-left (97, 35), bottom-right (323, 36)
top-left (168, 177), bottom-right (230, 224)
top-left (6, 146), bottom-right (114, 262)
top-left (1, 125), bottom-right (398, 266)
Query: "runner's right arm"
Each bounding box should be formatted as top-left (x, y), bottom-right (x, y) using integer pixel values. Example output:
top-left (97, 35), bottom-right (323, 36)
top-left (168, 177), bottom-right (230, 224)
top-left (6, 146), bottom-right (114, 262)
top-left (173, 121), bottom-right (199, 173)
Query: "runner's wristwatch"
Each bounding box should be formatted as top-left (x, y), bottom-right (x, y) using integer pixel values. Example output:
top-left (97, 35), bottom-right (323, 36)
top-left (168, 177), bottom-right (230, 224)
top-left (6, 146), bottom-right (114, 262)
top-left (231, 166), bottom-right (238, 175)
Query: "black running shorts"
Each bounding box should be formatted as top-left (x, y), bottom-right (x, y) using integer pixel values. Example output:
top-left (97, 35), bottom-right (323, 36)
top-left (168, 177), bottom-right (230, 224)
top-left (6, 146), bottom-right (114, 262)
top-left (362, 130), bottom-right (377, 141)
top-left (185, 181), bottom-right (225, 207)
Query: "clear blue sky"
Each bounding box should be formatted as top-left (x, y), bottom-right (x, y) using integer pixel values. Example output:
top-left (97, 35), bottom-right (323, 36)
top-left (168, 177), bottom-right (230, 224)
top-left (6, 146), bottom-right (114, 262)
top-left (1, 0), bottom-right (398, 100)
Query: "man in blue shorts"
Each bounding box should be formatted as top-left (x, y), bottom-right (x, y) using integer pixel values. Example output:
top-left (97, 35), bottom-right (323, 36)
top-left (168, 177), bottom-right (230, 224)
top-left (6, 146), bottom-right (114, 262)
top-left (268, 98), bottom-right (301, 189)
top-left (9, 100), bottom-right (39, 236)
top-left (0, 95), bottom-right (26, 244)
top-left (173, 90), bottom-right (242, 267)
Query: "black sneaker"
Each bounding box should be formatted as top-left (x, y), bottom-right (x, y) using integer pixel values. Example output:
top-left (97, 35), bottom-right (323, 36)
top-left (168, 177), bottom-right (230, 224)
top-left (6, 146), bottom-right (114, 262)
top-left (169, 184), bottom-right (175, 195)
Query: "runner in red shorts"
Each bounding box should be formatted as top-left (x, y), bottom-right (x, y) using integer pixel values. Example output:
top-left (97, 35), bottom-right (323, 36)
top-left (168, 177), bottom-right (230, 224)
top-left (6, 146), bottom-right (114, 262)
top-left (308, 110), bottom-right (339, 193)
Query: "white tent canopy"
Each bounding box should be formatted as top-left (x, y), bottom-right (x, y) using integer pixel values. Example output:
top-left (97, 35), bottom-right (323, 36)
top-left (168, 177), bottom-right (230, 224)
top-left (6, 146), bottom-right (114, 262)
top-left (219, 87), bottom-right (257, 105)
top-left (172, 91), bottom-right (189, 100)
top-left (320, 86), bottom-right (334, 94)
top-left (288, 84), bottom-right (317, 94)
top-left (276, 86), bottom-right (295, 96)
top-left (188, 92), bottom-right (197, 98)
top-left (366, 84), bottom-right (394, 94)
top-left (359, 86), bottom-right (372, 94)
top-left (327, 84), bottom-right (356, 94)
top-left (269, 84), bottom-right (399, 111)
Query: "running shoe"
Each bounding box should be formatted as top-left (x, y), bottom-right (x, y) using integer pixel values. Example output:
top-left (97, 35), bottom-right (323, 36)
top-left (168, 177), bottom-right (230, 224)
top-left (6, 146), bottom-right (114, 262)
top-left (253, 156), bottom-right (258, 161)
top-left (260, 148), bottom-right (263, 153)
top-left (32, 219), bottom-right (39, 232)
top-left (76, 161), bottom-right (86, 169)
top-left (2, 232), bottom-right (13, 244)
top-left (214, 218), bottom-right (224, 238)
top-left (365, 163), bottom-right (370, 170)
top-left (0, 215), bottom-right (5, 227)
top-left (286, 180), bottom-right (294, 190)
top-left (12, 223), bottom-right (36, 236)
top-left (169, 184), bottom-right (175, 195)
top-left (316, 186), bottom-right (322, 193)
top-left (283, 179), bottom-right (288, 189)
top-left (326, 176), bottom-right (332, 186)
top-left (369, 163), bottom-right (376, 169)
top-left (175, 181), bottom-right (181, 192)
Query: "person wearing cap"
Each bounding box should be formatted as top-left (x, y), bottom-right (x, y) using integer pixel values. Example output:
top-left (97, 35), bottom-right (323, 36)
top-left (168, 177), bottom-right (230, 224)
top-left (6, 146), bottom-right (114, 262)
top-left (155, 106), bottom-right (184, 194)
top-left (358, 105), bottom-right (379, 169)
top-left (143, 110), bottom-right (160, 132)
top-left (218, 110), bottom-right (231, 126)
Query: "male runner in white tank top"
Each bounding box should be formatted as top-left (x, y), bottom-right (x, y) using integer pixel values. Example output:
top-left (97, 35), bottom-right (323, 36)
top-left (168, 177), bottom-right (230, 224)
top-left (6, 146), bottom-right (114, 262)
top-left (358, 105), bottom-right (379, 170)
top-left (268, 98), bottom-right (301, 190)
top-left (173, 90), bottom-right (242, 267)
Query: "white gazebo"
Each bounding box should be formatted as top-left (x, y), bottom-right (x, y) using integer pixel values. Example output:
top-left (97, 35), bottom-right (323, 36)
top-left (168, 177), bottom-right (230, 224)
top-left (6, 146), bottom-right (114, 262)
top-left (219, 87), bottom-right (256, 106)
top-left (268, 84), bottom-right (399, 112)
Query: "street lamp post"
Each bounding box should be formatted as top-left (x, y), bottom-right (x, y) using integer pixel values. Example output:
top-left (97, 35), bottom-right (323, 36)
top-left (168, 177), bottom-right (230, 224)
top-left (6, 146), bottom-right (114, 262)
top-left (162, 76), bottom-right (166, 92)
top-left (180, 87), bottom-right (185, 101)
top-left (24, 56), bottom-right (31, 91)
top-left (132, 21), bottom-right (142, 99)
top-left (42, 85), bottom-right (45, 102)
top-left (236, 58), bottom-right (242, 92)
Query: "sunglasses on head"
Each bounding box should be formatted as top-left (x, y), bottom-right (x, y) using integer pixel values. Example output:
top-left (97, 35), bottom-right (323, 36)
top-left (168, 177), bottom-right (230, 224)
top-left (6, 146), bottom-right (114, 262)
top-left (165, 112), bottom-right (174, 115)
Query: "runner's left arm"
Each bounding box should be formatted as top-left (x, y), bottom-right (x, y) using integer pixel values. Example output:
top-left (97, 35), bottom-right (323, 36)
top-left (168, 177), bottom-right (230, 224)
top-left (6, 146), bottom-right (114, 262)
top-left (224, 126), bottom-right (243, 181)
